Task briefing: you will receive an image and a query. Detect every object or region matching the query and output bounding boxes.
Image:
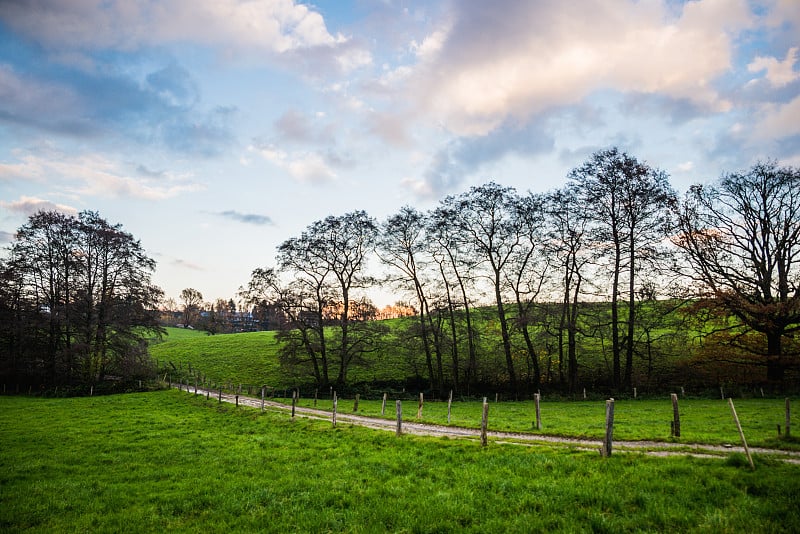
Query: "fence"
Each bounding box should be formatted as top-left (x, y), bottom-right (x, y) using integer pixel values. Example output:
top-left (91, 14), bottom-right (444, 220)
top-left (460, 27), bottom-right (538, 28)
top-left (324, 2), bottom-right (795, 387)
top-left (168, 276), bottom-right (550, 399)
top-left (170, 381), bottom-right (796, 465)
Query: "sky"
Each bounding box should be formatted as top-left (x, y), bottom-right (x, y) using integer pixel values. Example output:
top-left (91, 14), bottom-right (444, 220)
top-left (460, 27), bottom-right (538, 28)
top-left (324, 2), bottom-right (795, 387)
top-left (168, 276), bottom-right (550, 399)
top-left (1, 0), bottom-right (799, 308)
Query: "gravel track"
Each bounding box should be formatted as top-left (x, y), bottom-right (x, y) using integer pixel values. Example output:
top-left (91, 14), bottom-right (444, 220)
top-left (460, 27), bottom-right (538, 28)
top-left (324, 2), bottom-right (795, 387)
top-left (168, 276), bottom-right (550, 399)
top-left (175, 385), bottom-right (800, 464)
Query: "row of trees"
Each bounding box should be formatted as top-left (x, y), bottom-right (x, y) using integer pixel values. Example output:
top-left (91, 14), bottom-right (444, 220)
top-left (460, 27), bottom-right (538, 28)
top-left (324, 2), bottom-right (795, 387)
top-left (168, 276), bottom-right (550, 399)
top-left (242, 150), bottom-right (799, 395)
top-left (1, 149), bottom-right (796, 394)
top-left (0, 211), bottom-right (163, 387)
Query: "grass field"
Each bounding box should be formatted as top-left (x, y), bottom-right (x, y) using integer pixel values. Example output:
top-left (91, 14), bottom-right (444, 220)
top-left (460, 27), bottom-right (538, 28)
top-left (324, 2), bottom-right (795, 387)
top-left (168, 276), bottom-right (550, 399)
top-left (149, 327), bottom-right (420, 390)
top-left (150, 328), bottom-right (283, 386)
top-left (2, 390), bottom-right (800, 533)
top-left (153, 326), bottom-right (209, 341)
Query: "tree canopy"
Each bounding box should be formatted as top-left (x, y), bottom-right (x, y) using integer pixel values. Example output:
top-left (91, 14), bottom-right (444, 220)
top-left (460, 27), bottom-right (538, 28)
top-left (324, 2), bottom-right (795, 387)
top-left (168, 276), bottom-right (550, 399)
top-left (0, 210), bottom-right (163, 388)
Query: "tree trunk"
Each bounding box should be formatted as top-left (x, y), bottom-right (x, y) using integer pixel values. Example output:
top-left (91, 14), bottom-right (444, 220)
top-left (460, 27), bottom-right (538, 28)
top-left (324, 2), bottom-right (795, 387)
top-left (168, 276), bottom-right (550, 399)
top-left (766, 331), bottom-right (784, 382)
top-left (611, 271), bottom-right (621, 390)
top-left (418, 297), bottom-right (436, 393)
top-left (516, 297), bottom-right (540, 391)
top-left (624, 236), bottom-right (635, 390)
top-left (495, 274), bottom-right (516, 393)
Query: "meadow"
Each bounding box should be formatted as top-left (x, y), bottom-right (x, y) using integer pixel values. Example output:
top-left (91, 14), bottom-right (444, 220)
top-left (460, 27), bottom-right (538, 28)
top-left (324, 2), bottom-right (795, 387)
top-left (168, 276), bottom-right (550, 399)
top-left (2, 390), bottom-right (800, 533)
top-left (149, 327), bottom-right (418, 390)
top-left (149, 328), bottom-right (283, 387)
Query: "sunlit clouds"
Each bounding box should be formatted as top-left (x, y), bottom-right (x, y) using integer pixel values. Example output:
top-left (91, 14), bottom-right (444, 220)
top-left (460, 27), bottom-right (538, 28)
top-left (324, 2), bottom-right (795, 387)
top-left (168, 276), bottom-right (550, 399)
top-left (0, 0), bottom-right (797, 304)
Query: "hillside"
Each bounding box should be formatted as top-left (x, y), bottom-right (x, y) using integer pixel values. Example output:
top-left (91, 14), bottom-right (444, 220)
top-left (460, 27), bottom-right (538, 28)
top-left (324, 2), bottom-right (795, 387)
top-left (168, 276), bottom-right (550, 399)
top-left (149, 328), bottom-right (283, 387)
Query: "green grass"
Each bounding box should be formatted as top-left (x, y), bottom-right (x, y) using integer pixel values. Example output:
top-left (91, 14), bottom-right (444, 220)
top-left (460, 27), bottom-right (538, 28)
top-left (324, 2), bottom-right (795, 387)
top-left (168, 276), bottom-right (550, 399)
top-left (149, 327), bottom-right (415, 389)
top-left (296, 396), bottom-right (800, 450)
top-left (149, 330), bottom-right (282, 386)
top-left (2, 391), bottom-right (800, 533)
top-left (157, 326), bottom-right (210, 341)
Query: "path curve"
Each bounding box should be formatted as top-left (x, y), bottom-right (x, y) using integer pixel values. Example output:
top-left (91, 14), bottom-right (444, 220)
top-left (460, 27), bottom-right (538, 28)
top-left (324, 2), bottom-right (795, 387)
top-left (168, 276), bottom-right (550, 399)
top-left (175, 385), bottom-right (800, 464)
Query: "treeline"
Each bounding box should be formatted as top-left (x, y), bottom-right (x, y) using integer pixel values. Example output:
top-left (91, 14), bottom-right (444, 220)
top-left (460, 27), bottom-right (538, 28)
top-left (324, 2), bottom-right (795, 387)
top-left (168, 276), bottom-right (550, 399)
top-left (1, 148), bottom-right (797, 395)
top-left (241, 149), bottom-right (800, 396)
top-left (0, 211), bottom-right (163, 389)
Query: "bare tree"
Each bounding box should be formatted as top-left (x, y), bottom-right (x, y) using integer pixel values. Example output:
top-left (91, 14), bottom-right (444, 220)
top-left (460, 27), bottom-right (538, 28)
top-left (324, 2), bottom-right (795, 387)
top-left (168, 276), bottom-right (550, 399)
top-left (544, 186), bottom-right (590, 393)
top-left (242, 267), bottom-right (330, 386)
top-left (429, 202), bottom-right (480, 394)
top-left (504, 191), bottom-right (548, 390)
top-left (452, 182), bottom-right (524, 393)
top-left (278, 211), bottom-right (378, 386)
top-left (377, 206), bottom-right (442, 393)
top-left (569, 148), bottom-right (675, 391)
top-left (673, 161), bottom-right (800, 383)
top-left (179, 288), bottom-right (203, 328)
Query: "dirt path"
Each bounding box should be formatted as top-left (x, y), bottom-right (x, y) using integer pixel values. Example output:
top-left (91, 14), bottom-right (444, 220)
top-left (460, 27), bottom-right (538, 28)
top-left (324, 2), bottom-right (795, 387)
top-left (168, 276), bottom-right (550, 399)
top-left (176, 385), bottom-right (800, 464)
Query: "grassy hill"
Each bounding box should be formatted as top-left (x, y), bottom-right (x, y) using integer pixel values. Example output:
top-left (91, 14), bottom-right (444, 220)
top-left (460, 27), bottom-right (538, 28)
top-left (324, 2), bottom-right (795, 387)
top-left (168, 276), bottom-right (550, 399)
top-left (149, 325), bottom-right (423, 393)
top-left (149, 328), bottom-right (284, 388)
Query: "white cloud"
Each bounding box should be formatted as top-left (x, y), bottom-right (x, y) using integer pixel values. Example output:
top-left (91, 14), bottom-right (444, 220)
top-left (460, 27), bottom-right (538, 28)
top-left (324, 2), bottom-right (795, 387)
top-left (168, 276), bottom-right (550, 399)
top-left (0, 0), bottom-right (359, 66)
top-left (0, 153), bottom-right (46, 183)
top-left (0, 150), bottom-right (204, 200)
top-left (410, 26), bottom-right (448, 61)
top-left (752, 94), bottom-right (800, 140)
top-left (747, 47), bottom-right (800, 88)
top-left (0, 195), bottom-right (78, 216)
top-left (250, 144), bottom-right (337, 184)
top-left (0, 63), bottom-right (82, 123)
top-left (766, 0), bottom-right (800, 29)
top-left (402, 0), bottom-right (753, 136)
top-left (286, 154), bottom-right (337, 184)
top-left (400, 176), bottom-right (435, 199)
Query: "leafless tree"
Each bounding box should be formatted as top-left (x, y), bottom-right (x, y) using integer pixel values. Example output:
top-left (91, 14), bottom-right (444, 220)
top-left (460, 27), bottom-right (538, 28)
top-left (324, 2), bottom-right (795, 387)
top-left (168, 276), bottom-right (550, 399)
top-left (569, 148), bottom-right (675, 391)
top-left (673, 161), bottom-right (800, 382)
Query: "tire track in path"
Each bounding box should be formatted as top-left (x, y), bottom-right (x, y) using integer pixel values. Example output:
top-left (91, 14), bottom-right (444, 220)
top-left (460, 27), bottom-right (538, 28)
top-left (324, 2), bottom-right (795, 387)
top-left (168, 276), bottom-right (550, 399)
top-left (174, 385), bottom-right (800, 464)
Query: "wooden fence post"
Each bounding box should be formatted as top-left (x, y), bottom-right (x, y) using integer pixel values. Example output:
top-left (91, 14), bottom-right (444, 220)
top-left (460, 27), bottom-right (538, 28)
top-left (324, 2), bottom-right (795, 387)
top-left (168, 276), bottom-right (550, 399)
top-left (417, 392), bottom-right (423, 419)
top-left (381, 393), bottom-right (387, 415)
top-left (720, 386), bottom-right (725, 399)
top-left (633, 387), bottom-right (637, 399)
top-left (583, 387), bottom-right (586, 400)
top-left (480, 397), bottom-right (489, 447)
top-left (601, 398), bottom-right (615, 457)
top-left (235, 394), bottom-right (239, 407)
top-left (447, 390), bottom-right (453, 424)
top-left (671, 393), bottom-right (681, 438)
top-left (728, 398), bottom-right (755, 470)
top-left (534, 393), bottom-right (542, 430)
top-left (396, 400), bottom-right (402, 436)
top-left (291, 390), bottom-right (297, 420)
top-left (314, 389), bottom-right (318, 407)
top-left (261, 387), bottom-right (265, 412)
top-left (332, 392), bottom-right (338, 428)
top-left (218, 386), bottom-right (222, 403)
top-left (354, 394), bottom-right (360, 412)
top-left (786, 398), bottom-right (791, 438)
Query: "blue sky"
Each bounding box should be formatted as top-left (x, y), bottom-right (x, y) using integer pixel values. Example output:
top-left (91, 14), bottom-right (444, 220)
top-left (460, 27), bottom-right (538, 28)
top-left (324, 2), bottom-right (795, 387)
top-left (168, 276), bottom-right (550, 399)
top-left (1, 0), bottom-right (798, 307)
